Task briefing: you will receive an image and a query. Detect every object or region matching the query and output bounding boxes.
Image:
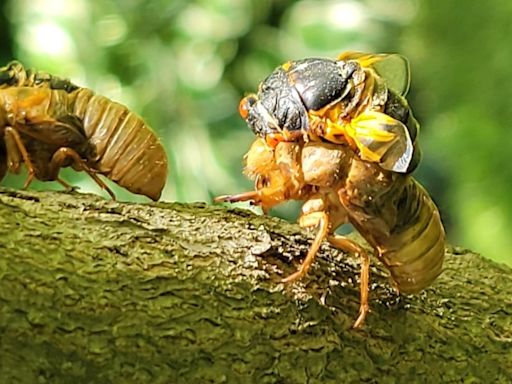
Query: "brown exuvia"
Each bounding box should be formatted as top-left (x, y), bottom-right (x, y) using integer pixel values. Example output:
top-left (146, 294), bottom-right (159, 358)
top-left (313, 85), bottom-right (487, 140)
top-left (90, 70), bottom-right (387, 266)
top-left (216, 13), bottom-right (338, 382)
top-left (217, 139), bottom-right (445, 328)
top-left (0, 61), bottom-right (167, 200)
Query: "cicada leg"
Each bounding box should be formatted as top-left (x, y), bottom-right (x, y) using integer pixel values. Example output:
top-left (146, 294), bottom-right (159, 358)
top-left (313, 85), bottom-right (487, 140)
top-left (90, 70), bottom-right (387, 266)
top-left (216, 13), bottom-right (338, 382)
top-left (4, 126), bottom-right (36, 188)
top-left (215, 190), bottom-right (275, 214)
top-left (215, 187), bottom-right (285, 214)
top-left (214, 191), bottom-right (260, 204)
top-left (56, 177), bottom-right (79, 193)
top-left (48, 147), bottom-right (116, 200)
top-left (281, 211), bottom-right (329, 283)
top-left (328, 235), bottom-right (370, 328)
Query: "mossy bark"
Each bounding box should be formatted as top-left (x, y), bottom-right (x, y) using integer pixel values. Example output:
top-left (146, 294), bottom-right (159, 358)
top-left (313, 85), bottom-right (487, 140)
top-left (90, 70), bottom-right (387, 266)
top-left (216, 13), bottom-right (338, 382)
top-left (0, 187), bottom-right (511, 383)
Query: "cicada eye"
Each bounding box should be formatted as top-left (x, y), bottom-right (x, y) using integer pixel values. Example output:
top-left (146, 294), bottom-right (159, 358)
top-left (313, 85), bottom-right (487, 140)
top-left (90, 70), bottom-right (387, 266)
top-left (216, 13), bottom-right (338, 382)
top-left (239, 94), bottom-right (257, 119)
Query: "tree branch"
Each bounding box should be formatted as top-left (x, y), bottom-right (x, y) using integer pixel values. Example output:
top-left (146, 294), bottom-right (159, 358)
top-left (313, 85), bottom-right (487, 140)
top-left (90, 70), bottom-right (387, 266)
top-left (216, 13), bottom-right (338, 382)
top-left (0, 188), bottom-right (511, 383)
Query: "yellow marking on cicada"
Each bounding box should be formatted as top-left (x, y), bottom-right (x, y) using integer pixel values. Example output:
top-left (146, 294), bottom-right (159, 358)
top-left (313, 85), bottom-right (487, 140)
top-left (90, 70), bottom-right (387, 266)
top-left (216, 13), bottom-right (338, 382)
top-left (349, 111), bottom-right (414, 172)
top-left (315, 110), bottom-right (411, 168)
top-left (308, 103), bottom-right (349, 137)
top-left (322, 118), bottom-right (349, 143)
top-left (338, 51), bottom-right (411, 97)
top-left (281, 61), bottom-right (293, 71)
top-left (348, 112), bottom-right (397, 142)
top-left (346, 111), bottom-right (403, 163)
top-left (338, 51), bottom-right (383, 68)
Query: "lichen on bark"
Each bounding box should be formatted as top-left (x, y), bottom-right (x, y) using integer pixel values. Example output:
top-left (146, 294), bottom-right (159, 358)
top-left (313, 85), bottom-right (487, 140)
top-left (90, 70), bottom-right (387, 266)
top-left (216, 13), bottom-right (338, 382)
top-left (0, 187), bottom-right (511, 383)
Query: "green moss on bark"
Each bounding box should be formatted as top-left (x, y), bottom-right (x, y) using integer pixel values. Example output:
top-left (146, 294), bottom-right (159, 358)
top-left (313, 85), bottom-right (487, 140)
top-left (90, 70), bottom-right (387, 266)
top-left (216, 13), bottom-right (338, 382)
top-left (0, 188), bottom-right (511, 383)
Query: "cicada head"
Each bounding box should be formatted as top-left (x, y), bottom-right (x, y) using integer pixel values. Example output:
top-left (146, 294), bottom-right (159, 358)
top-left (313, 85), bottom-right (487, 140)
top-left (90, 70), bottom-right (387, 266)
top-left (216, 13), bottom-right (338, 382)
top-left (238, 66), bottom-right (309, 145)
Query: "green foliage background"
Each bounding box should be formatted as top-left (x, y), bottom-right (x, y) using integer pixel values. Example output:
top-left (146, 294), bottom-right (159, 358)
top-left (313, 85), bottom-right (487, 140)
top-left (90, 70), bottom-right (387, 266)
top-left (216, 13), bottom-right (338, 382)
top-left (1, 0), bottom-right (511, 265)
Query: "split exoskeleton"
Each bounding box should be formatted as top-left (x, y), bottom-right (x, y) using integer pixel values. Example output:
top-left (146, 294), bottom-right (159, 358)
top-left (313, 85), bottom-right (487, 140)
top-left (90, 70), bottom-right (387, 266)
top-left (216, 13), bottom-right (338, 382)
top-left (0, 61), bottom-right (167, 200)
top-left (217, 52), bottom-right (445, 327)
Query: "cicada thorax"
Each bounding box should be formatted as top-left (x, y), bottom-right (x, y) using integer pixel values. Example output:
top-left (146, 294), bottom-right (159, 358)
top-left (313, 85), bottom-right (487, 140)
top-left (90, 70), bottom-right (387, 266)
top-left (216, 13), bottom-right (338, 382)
top-left (69, 88), bottom-right (167, 201)
top-left (307, 63), bottom-right (421, 174)
top-left (306, 64), bottom-right (373, 141)
top-left (0, 86), bottom-right (92, 181)
top-left (0, 61), bottom-right (31, 88)
top-left (0, 72), bottom-right (81, 182)
top-left (0, 61), bottom-right (79, 93)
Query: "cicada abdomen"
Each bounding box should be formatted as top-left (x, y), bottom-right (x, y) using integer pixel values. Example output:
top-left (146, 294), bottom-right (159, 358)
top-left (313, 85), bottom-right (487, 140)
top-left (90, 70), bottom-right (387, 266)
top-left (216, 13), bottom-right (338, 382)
top-left (69, 88), bottom-right (167, 201)
top-left (377, 179), bottom-right (445, 294)
top-left (341, 157), bottom-right (445, 294)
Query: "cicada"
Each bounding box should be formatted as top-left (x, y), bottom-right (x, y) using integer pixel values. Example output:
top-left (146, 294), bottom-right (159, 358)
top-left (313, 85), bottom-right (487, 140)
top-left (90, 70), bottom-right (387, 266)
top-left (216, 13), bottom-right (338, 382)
top-left (238, 51), bottom-right (420, 174)
top-left (0, 61), bottom-right (167, 200)
top-left (217, 52), bottom-right (445, 327)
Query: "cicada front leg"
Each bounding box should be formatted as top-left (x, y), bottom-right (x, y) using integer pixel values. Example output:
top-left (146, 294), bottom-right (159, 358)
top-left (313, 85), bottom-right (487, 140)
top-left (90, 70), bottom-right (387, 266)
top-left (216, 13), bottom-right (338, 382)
top-left (47, 147), bottom-right (116, 200)
top-left (4, 126), bottom-right (37, 188)
top-left (282, 211), bottom-right (329, 283)
top-left (328, 235), bottom-right (370, 328)
top-left (215, 173), bottom-right (289, 213)
top-left (214, 189), bottom-right (277, 214)
top-left (214, 190), bottom-right (260, 204)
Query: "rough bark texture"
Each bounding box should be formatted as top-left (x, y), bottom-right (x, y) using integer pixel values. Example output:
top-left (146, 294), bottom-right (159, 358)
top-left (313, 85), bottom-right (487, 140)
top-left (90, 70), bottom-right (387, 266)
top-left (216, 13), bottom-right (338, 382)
top-left (0, 187), bottom-right (511, 383)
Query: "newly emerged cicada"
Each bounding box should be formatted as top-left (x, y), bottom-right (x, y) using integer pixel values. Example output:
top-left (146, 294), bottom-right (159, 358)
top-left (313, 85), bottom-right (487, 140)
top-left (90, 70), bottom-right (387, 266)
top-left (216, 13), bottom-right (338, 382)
top-left (0, 61), bottom-right (167, 200)
top-left (238, 51), bottom-right (420, 174)
top-left (217, 52), bottom-right (445, 327)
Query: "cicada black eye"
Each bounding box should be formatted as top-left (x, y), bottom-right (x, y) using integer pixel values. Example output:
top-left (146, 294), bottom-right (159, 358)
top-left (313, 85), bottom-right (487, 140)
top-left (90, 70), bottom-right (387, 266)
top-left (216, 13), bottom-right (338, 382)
top-left (239, 94), bottom-right (257, 120)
